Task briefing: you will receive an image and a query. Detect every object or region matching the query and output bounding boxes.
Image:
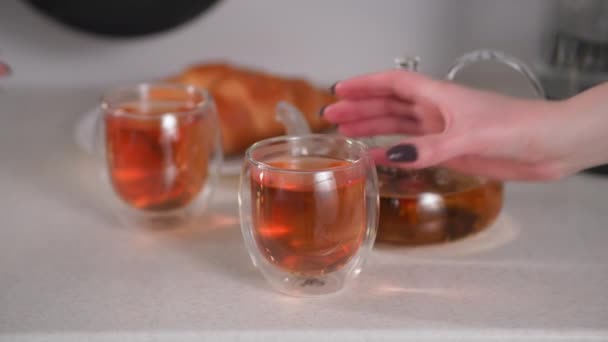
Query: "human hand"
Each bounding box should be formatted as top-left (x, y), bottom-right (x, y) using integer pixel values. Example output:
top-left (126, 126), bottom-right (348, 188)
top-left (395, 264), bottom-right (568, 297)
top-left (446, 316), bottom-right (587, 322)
top-left (321, 70), bottom-right (608, 181)
top-left (0, 61), bottom-right (10, 77)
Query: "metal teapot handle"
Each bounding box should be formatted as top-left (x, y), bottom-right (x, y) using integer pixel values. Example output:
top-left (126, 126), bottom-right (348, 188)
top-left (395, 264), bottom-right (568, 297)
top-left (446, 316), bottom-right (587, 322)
top-left (445, 49), bottom-right (546, 98)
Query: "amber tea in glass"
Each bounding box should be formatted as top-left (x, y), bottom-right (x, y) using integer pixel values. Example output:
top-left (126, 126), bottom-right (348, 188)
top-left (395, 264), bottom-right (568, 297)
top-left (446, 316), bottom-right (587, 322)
top-left (376, 167), bottom-right (503, 245)
top-left (239, 135), bottom-right (378, 296)
top-left (99, 83), bottom-right (222, 223)
top-left (251, 156), bottom-right (366, 275)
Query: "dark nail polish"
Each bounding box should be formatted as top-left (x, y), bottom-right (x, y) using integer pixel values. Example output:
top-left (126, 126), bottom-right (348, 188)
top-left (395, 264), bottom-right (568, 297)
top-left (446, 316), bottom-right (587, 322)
top-left (319, 105), bottom-right (328, 117)
top-left (386, 144), bottom-right (418, 162)
top-left (330, 82), bottom-right (338, 94)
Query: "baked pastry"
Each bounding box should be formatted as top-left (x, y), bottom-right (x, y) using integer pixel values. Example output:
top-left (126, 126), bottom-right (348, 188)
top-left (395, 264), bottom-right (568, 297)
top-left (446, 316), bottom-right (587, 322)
top-left (167, 62), bottom-right (335, 155)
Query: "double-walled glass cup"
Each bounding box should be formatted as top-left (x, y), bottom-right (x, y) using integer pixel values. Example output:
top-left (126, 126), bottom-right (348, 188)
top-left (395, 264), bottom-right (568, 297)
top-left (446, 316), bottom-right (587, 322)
top-left (96, 83), bottom-right (223, 226)
top-left (239, 134), bottom-right (378, 296)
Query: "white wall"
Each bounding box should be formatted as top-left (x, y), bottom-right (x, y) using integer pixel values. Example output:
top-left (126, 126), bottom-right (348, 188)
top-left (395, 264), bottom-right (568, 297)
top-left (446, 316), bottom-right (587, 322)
top-left (0, 0), bottom-right (554, 87)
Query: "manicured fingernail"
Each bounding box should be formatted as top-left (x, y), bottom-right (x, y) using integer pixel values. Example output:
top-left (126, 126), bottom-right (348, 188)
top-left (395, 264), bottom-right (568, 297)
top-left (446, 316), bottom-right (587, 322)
top-left (330, 82), bottom-right (338, 94)
top-left (386, 144), bottom-right (418, 162)
top-left (319, 105), bottom-right (328, 117)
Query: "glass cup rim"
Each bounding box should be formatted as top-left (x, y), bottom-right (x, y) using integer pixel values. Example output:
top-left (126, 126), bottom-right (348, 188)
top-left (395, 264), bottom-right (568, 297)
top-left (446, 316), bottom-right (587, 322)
top-left (245, 134), bottom-right (370, 174)
top-left (100, 82), bottom-right (212, 120)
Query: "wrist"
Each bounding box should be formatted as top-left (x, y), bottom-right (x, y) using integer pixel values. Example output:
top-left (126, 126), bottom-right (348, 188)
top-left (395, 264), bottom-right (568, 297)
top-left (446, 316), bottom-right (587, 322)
top-left (557, 84), bottom-right (608, 173)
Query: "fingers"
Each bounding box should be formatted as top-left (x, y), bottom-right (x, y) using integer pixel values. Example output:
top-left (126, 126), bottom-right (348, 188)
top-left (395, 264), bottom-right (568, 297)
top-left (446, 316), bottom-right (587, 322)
top-left (338, 116), bottom-right (423, 137)
top-left (322, 97), bottom-right (416, 124)
top-left (332, 69), bottom-right (441, 101)
top-left (381, 133), bottom-right (474, 169)
top-left (322, 97), bottom-right (424, 136)
top-left (323, 97), bottom-right (446, 136)
top-left (365, 123), bottom-right (565, 180)
top-left (371, 147), bottom-right (563, 181)
top-left (0, 62), bottom-right (11, 77)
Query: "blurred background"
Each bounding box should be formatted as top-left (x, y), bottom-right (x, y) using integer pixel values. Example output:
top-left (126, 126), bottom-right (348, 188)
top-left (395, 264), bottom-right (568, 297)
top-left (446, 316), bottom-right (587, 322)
top-left (0, 0), bottom-right (556, 87)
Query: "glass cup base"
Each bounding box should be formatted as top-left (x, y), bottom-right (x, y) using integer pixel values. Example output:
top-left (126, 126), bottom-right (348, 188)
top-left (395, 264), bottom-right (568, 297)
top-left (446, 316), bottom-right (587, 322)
top-left (255, 257), bottom-right (361, 297)
top-left (116, 206), bottom-right (194, 230)
top-left (266, 271), bottom-right (346, 297)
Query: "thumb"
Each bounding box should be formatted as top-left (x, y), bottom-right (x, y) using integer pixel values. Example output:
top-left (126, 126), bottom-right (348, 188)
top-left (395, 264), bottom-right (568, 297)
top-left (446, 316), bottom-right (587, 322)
top-left (383, 133), bottom-right (472, 169)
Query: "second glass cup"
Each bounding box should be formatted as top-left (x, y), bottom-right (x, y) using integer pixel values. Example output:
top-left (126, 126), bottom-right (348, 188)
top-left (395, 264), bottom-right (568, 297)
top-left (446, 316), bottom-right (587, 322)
top-left (96, 83), bottom-right (223, 226)
top-left (239, 134), bottom-right (379, 296)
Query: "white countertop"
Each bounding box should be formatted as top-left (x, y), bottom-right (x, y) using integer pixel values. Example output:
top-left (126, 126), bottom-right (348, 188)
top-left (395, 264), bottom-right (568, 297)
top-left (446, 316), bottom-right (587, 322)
top-left (1, 86), bottom-right (608, 341)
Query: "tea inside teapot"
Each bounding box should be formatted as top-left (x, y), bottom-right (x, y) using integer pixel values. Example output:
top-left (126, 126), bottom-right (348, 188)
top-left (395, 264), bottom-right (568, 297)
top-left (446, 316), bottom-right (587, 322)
top-left (376, 166), bottom-right (503, 245)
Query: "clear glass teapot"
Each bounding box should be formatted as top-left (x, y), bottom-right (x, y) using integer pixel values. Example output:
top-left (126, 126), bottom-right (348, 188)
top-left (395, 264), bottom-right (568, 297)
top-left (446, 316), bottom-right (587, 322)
top-left (371, 50), bottom-right (545, 245)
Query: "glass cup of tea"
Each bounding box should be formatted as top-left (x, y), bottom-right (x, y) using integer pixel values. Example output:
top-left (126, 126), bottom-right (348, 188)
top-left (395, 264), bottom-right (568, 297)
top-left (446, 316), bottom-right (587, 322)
top-left (238, 104), bottom-right (379, 296)
top-left (94, 83), bottom-right (223, 227)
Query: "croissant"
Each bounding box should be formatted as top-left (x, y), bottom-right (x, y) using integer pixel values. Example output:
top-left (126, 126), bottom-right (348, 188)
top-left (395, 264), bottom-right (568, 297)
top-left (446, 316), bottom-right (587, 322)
top-left (167, 62), bottom-right (335, 155)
